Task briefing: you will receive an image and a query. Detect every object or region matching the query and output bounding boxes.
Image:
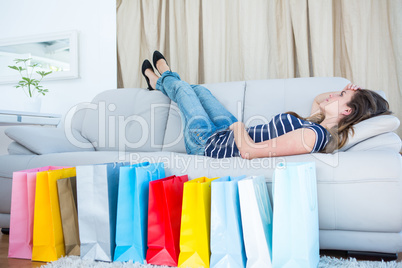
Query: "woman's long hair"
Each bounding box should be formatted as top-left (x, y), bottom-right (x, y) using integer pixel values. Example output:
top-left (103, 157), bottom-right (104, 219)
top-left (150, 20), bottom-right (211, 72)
top-left (289, 89), bottom-right (392, 152)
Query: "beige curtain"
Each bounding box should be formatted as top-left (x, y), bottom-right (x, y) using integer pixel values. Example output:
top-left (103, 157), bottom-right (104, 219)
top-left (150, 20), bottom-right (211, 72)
top-left (117, 0), bottom-right (402, 138)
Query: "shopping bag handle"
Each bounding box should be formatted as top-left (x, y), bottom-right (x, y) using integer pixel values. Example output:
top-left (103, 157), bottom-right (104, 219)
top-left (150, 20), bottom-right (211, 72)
top-left (144, 163), bottom-right (163, 180)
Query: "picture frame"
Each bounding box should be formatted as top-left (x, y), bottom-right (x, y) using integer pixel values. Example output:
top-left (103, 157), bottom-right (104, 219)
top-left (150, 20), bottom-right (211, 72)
top-left (0, 30), bottom-right (79, 84)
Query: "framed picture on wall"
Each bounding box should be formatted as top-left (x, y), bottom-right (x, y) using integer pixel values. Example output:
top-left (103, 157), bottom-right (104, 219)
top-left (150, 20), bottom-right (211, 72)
top-left (0, 30), bottom-right (79, 84)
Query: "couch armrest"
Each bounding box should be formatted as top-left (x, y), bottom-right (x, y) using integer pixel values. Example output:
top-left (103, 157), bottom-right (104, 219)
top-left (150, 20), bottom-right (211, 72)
top-left (337, 115), bottom-right (400, 152)
top-left (346, 132), bottom-right (402, 152)
top-left (7, 141), bottom-right (37, 155)
top-left (5, 126), bottom-right (95, 155)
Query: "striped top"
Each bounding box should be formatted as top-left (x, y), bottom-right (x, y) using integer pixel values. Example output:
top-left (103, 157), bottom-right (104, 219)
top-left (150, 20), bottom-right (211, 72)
top-left (204, 113), bottom-right (330, 158)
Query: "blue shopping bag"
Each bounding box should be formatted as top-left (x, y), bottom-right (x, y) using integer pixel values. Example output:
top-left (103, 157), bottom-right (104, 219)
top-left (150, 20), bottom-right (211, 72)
top-left (238, 176), bottom-right (273, 268)
top-left (272, 162), bottom-right (319, 268)
top-left (210, 175), bottom-right (246, 268)
top-left (76, 162), bottom-right (128, 262)
top-left (114, 162), bottom-right (165, 263)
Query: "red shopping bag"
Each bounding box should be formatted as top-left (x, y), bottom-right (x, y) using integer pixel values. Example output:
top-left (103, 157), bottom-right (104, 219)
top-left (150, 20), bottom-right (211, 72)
top-left (8, 166), bottom-right (69, 259)
top-left (146, 175), bottom-right (188, 266)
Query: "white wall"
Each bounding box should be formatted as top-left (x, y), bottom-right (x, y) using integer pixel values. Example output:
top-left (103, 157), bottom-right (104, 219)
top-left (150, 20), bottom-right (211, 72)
top-left (0, 0), bottom-right (117, 154)
top-left (0, 0), bottom-right (117, 113)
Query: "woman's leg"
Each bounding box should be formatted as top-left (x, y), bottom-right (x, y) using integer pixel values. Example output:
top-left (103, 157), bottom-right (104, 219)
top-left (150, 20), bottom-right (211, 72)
top-left (156, 71), bottom-right (217, 154)
top-left (191, 85), bottom-right (238, 130)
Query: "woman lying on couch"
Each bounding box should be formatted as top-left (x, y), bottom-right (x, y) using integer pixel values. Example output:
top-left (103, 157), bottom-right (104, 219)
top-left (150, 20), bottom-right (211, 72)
top-left (142, 51), bottom-right (391, 159)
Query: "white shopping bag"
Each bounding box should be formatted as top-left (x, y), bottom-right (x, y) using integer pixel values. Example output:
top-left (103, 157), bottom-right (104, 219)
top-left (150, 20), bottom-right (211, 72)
top-left (238, 175), bottom-right (273, 268)
top-left (272, 162), bottom-right (319, 268)
top-left (76, 162), bottom-right (128, 262)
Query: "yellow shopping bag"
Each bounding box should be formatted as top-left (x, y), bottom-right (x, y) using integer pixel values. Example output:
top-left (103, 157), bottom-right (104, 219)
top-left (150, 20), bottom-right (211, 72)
top-left (32, 167), bottom-right (76, 262)
top-left (178, 176), bottom-right (218, 268)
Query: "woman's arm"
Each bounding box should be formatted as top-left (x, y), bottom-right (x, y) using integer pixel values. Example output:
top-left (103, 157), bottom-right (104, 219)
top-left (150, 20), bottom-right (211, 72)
top-left (310, 91), bottom-right (339, 115)
top-left (230, 122), bottom-right (316, 160)
top-left (310, 83), bottom-right (361, 115)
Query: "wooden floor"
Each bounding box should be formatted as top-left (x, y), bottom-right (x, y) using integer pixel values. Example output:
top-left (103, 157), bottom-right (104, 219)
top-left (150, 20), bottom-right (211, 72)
top-left (0, 233), bottom-right (43, 268)
top-left (0, 233), bottom-right (46, 268)
top-left (0, 232), bottom-right (401, 267)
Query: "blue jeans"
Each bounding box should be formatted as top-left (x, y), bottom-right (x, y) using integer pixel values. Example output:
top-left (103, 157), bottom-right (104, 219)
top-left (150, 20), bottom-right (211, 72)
top-left (156, 71), bottom-right (238, 155)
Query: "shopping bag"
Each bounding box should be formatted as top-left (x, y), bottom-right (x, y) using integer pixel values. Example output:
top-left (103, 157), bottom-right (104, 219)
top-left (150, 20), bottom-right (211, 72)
top-left (32, 167), bottom-right (76, 262)
top-left (57, 176), bottom-right (80, 256)
top-left (272, 162), bottom-right (319, 268)
top-left (8, 166), bottom-right (68, 259)
top-left (76, 162), bottom-right (128, 262)
top-left (178, 176), bottom-right (218, 268)
top-left (114, 162), bottom-right (165, 263)
top-left (210, 175), bottom-right (247, 268)
top-left (238, 175), bottom-right (273, 268)
top-left (146, 175), bottom-right (188, 266)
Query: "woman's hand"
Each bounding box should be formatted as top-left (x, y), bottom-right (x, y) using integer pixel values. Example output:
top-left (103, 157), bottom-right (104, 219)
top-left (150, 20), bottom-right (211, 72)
top-left (311, 82), bottom-right (361, 116)
top-left (230, 122), bottom-right (255, 159)
top-left (344, 83), bottom-right (361, 91)
top-left (229, 121), bottom-right (243, 131)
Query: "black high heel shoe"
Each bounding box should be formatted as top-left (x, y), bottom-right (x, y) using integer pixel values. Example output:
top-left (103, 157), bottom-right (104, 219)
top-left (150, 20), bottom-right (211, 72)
top-left (153, 50), bottom-right (171, 75)
top-left (141, 59), bottom-right (155, 91)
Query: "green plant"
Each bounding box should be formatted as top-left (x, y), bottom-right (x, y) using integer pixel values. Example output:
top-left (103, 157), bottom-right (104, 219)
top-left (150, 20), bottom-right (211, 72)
top-left (8, 58), bottom-right (52, 97)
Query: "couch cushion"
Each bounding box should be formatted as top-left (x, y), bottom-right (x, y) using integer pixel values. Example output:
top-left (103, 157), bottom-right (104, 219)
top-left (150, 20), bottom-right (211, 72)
top-left (81, 88), bottom-right (170, 152)
top-left (128, 150), bottom-right (402, 234)
top-left (0, 151), bottom-right (131, 179)
top-left (339, 115), bottom-right (401, 151)
top-left (7, 142), bottom-right (36, 155)
top-left (63, 102), bottom-right (92, 132)
top-left (162, 81), bottom-right (246, 153)
top-left (161, 102), bottom-right (186, 153)
top-left (0, 155), bottom-right (36, 178)
top-left (243, 77), bottom-right (350, 125)
top-left (5, 126), bottom-right (95, 154)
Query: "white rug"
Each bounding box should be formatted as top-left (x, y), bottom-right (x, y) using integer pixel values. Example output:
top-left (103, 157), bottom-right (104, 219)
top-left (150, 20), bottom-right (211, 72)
top-left (41, 256), bottom-right (402, 268)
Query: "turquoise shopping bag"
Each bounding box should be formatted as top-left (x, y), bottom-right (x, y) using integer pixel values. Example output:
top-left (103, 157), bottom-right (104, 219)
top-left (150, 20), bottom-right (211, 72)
top-left (114, 162), bottom-right (165, 263)
top-left (210, 175), bottom-right (247, 268)
top-left (272, 162), bottom-right (319, 268)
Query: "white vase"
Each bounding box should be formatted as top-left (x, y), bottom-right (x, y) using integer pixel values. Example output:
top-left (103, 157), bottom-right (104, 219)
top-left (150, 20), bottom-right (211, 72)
top-left (23, 97), bottom-right (42, 113)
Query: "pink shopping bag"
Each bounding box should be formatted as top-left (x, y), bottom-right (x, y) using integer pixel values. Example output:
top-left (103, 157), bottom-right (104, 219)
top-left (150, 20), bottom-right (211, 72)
top-left (8, 166), bottom-right (70, 259)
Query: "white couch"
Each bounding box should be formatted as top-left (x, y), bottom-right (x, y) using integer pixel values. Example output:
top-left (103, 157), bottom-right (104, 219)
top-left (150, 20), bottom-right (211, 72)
top-left (0, 77), bottom-right (401, 256)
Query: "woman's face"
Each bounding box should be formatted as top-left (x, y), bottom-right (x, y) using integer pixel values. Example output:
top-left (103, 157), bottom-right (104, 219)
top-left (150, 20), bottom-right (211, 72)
top-left (320, 89), bottom-right (356, 119)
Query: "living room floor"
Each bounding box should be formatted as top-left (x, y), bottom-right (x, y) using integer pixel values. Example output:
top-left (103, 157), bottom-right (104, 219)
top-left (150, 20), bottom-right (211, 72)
top-left (1, 232), bottom-right (401, 267)
top-left (1, 233), bottom-right (42, 267)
